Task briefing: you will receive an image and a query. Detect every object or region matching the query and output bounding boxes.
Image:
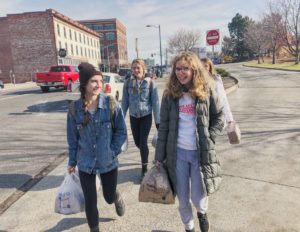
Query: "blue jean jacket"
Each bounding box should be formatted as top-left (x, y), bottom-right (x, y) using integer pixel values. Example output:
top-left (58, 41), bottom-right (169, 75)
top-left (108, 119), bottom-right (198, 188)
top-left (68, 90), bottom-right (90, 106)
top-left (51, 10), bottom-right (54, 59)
top-left (121, 76), bottom-right (160, 124)
top-left (67, 94), bottom-right (127, 174)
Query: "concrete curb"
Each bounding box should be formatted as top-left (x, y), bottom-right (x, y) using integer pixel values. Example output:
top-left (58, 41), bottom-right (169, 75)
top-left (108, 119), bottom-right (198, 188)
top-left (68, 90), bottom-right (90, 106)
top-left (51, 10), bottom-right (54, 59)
top-left (225, 75), bottom-right (239, 94)
top-left (243, 64), bottom-right (300, 72)
top-left (1, 81), bottom-right (37, 92)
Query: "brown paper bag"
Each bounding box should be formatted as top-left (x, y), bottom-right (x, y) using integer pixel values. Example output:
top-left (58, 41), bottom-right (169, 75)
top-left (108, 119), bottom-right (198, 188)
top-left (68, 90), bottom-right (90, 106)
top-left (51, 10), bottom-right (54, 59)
top-left (227, 121), bottom-right (241, 144)
top-left (139, 165), bottom-right (175, 204)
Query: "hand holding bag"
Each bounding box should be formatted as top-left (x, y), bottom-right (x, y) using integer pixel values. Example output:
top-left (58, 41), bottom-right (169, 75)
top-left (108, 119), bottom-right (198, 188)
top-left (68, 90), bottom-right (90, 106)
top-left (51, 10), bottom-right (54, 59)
top-left (226, 121), bottom-right (241, 144)
top-left (54, 172), bottom-right (85, 215)
top-left (139, 164), bottom-right (175, 204)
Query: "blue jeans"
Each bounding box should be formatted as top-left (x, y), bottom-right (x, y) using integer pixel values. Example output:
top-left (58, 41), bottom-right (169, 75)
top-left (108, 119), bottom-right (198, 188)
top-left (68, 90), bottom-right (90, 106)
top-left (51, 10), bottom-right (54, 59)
top-left (176, 147), bottom-right (208, 230)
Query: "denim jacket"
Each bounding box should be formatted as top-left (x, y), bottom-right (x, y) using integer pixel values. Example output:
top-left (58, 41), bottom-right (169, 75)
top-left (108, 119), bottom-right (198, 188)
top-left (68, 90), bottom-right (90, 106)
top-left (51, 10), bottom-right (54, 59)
top-left (67, 93), bottom-right (127, 174)
top-left (121, 76), bottom-right (160, 124)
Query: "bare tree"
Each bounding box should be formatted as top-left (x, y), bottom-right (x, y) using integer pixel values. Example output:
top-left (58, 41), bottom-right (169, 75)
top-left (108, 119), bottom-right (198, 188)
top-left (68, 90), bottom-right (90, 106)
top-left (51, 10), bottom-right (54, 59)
top-left (167, 29), bottom-right (201, 54)
top-left (277, 0), bottom-right (300, 64)
top-left (245, 21), bottom-right (268, 64)
top-left (263, 2), bottom-right (285, 64)
top-left (221, 36), bottom-right (235, 56)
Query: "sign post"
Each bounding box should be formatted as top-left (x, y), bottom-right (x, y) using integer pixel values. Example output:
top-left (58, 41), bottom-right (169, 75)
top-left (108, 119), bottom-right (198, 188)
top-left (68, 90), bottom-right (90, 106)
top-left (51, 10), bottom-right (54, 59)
top-left (206, 29), bottom-right (220, 57)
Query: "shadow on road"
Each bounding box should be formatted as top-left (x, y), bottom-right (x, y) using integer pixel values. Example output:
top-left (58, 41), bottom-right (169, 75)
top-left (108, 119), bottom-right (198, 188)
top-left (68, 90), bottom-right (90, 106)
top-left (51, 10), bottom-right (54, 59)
top-left (45, 217), bottom-right (114, 232)
top-left (8, 99), bottom-right (69, 115)
top-left (0, 174), bottom-right (31, 188)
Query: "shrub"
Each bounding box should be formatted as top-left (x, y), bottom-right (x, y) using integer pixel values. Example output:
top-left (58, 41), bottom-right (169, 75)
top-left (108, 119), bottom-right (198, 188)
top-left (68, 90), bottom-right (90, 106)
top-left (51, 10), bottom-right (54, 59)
top-left (216, 68), bottom-right (230, 77)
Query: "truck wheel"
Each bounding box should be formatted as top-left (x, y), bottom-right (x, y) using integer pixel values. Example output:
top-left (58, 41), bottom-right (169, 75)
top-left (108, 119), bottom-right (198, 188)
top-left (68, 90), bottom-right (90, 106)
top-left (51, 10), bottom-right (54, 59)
top-left (41, 86), bottom-right (49, 92)
top-left (66, 79), bottom-right (72, 91)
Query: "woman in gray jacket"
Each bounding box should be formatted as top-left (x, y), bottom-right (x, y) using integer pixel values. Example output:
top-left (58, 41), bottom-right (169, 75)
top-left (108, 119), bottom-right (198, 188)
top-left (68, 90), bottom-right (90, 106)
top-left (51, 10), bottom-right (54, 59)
top-left (155, 52), bottom-right (224, 232)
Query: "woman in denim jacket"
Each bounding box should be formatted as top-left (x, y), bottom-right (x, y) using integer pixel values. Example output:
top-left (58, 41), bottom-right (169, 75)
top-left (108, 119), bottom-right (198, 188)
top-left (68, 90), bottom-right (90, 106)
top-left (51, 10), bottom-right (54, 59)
top-left (67, 62), bottom-right (127, 232)
top-left (121, 59), bottom-right (160, 179)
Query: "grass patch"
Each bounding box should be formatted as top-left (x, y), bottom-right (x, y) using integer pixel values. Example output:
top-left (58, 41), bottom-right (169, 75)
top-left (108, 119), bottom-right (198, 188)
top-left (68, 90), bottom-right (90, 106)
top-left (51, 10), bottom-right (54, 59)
top-left (245, 60), bottom-right (300, 71)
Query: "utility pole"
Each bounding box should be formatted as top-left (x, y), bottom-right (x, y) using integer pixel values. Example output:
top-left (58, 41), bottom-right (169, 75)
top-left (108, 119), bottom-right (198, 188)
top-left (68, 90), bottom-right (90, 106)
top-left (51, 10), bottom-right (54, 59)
top-left (135, 38), bottom-right (139, 58)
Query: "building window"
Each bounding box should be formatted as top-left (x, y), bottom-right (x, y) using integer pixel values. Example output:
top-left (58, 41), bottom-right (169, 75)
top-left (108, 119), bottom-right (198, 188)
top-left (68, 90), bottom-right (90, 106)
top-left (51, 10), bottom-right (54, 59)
top-left (74, 31), bottom-right (77, 42)
top-left (100, 33), bottom-right (104, 41)
top-left (79, 33), bottom-right (82, 42)
top-left (76, 45), bottom-right (78, 56)
top-left (87, 37), bottom-right (89, 46)
top-left (58, 41), bottom-right (62, 49)
top-left (63, 27), bottom-right (66, 38)
top-left (104, 24), bottom-right (115, 30)
top-left (71, 44), bottom-right (73, 55)
top-left (83, 35), bottom-right (86, 44)
top-left (57, 24), bottom-right (60, 36)
top-left (85, 48), bottom-right (87, 57)
top-left (106, 32), bottom-right (115, 41)
top-left (81, 47), bottom-right (83, 56)
top-left (65, 42), bottom-right (68, 52)
top-left (69, 29), bottom-right (72, 40)
top-left (94, 25), bottom-right (104, 30)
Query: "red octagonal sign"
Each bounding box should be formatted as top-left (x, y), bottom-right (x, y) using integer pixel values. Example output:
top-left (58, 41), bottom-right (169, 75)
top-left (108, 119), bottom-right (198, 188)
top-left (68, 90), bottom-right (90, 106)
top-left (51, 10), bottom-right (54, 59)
top-left (206, 29), bottom-right (220, 46)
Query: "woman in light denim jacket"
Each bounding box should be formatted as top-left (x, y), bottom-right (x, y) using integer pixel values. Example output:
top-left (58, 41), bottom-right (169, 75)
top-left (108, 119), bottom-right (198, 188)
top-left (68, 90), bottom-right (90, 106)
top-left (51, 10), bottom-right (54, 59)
top-left (121, 59), bottom-right (160, 179)
top-left (67, 62), bottom-right (127, 232)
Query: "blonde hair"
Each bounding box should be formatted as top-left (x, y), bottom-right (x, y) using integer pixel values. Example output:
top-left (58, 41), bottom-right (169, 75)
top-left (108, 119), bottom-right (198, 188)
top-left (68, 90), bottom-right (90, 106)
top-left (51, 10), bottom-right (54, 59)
top-left (166, 51), bottom-right (213, 100)
top-left (200, 57), bottom-right (217, 76)
top-left (131, 58), bottom-right (147, 77)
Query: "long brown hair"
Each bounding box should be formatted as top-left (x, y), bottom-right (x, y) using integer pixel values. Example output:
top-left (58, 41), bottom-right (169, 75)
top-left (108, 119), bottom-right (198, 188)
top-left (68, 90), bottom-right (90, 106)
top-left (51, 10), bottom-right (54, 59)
top-left (166, 51), bottom-right (213, 100)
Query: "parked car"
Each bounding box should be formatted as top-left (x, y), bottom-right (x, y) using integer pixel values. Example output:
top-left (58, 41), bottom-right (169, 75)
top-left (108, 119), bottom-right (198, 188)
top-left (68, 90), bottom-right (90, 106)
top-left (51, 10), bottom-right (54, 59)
top-left (0, 80), bottom-right (4, 90)
top-left (118, 68), bottom-right (132, 80)
top-left (102, 72), bottom-right (124, 101)
top-left (36, 65), bottom-right (79, 92)
top-left (71, 72), bottom-right (124, 101)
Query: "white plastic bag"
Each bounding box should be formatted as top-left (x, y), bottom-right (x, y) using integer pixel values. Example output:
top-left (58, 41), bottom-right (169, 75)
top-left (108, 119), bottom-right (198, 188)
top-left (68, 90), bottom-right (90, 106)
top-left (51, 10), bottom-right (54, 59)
top-left (54, 172), bottom-right (85, 215)
top-left (121, 138), bottom-right (128, 152)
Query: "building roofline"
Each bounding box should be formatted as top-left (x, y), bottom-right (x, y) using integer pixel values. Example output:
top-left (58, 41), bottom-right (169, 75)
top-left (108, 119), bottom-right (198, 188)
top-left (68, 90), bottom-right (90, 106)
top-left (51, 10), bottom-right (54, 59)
top-left (46, 9), bottom-right (99, 37)
top-left (5, 9), bottom-right (99, 37)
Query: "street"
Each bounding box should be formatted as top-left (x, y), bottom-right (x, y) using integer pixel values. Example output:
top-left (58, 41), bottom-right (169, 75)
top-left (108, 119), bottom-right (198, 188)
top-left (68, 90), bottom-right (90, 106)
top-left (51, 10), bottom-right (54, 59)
top-left (0, 86), bottom-right (74, 206)
top-left (0, 64), bottom-right (300, 231)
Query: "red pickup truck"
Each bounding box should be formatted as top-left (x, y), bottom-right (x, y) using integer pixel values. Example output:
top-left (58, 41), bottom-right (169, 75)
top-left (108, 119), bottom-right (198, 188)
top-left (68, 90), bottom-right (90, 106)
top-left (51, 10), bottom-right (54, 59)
top-left (36, 65), bottom-right (79, 92)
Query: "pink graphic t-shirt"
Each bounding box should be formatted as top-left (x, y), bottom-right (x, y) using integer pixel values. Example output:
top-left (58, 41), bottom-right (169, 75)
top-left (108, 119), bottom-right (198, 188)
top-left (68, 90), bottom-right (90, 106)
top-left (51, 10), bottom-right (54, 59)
top-left (177, 93), bottom-right (197, 150)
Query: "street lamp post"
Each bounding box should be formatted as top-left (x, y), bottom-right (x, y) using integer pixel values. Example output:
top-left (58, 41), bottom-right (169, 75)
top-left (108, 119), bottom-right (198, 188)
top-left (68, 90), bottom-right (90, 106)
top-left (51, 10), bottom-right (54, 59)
top-left (146, 24), bottom-right (163, 77)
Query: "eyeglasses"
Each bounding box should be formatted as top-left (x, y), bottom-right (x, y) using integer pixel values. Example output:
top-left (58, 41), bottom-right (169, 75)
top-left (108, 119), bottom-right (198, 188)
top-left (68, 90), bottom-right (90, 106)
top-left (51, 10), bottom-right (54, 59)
top-left (175, 67), bottom-right (191, 72)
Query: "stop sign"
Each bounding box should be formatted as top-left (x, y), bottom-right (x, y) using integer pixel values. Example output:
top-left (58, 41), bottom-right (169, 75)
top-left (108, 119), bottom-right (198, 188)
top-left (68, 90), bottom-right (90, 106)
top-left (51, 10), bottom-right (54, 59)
top-left (206, 29), bottom-right (220, 46)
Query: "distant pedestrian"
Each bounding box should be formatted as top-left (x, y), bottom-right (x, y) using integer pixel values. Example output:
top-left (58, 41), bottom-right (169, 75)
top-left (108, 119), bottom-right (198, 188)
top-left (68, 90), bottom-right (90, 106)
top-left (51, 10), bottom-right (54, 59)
top-left (121, 59), bottom-right (160, 179)
top-left (155, 51), bottom-right (224, 232)
top-left (67, 62), bottom-right (127, 232)
top-left (200, 57), bottom-right (234, 127)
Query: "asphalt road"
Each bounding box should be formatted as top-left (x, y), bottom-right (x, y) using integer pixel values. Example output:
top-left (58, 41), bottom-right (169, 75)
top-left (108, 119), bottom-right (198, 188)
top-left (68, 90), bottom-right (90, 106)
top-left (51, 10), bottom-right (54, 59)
top-left (0, 86), bottom-right (74, 206)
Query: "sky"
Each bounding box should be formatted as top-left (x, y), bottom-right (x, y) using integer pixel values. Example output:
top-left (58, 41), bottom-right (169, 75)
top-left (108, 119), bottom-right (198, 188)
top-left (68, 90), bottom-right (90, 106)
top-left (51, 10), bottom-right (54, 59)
top-left (0, 0), bottom-right (269, 64)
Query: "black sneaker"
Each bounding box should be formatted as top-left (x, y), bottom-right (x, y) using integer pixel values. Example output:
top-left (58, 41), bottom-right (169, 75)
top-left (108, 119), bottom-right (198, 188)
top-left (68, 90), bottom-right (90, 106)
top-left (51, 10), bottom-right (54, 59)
top-left (197, 212), bottom-right (209, 232)
top-left (114, 190), bottom-right (125, 217)
top-left (90, 225), bottom-right (99, 232)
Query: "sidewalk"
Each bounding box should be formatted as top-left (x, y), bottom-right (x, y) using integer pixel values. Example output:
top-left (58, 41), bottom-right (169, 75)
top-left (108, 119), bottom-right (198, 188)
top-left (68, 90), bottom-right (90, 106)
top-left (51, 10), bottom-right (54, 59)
top-left (1, 81), bottom-right (37, 92)
top-left (0, 77), bottom-right (240, 232)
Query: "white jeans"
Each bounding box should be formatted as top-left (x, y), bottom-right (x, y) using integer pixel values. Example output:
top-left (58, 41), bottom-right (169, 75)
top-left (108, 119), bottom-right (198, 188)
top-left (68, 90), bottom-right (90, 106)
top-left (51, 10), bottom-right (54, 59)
top-left (176, 147), bottom-right (208, 230)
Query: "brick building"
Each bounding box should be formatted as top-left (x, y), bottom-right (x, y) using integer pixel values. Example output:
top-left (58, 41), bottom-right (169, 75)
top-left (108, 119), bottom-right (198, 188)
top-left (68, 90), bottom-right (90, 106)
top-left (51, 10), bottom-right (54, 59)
top-left (79, 18), bottom-right (128, 72)
top-left (0, 9), bottom-right (101, 83)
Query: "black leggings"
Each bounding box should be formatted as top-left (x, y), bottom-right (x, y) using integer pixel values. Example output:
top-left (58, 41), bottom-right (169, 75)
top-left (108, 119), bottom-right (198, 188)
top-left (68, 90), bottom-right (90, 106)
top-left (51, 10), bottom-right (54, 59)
top-left (79, 168), bottom-right (118, 229)
top-left (130, 114), bottom-right (152, 164)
